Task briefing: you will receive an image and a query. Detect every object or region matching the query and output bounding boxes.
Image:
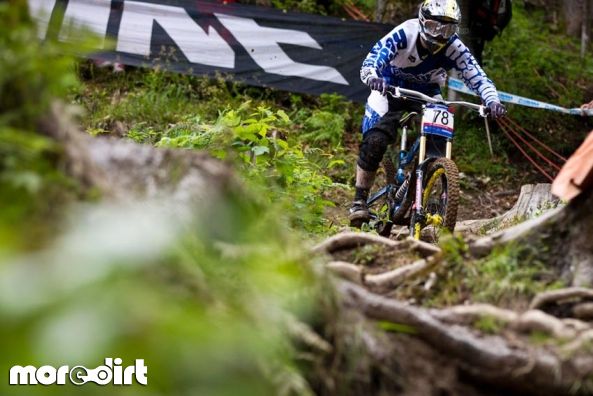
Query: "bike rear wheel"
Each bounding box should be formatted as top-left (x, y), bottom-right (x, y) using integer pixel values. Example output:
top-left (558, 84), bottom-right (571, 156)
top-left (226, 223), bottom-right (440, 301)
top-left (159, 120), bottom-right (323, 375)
top-left (421, 157), bottom-right (460, 236)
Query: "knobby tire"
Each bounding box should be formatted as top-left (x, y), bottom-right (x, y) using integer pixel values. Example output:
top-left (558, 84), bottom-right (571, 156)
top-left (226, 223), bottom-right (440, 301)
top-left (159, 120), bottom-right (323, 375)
top-left (422, 157), bottom-right (460, 233)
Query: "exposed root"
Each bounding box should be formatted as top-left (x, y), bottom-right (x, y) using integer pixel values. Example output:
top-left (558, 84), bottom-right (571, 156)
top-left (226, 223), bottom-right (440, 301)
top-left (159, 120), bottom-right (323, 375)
top-left (364, 251), bottom-right (443, 293)
top-left (339, 281), bottom-right (593, 395)
top-left (434, 304), bottom-right (589, 339)
top-left (561, 329), bottom-right (593, 355)
top-left (514, 310), bottom-right (577, 339)
top-left (468, 207), bottom-right (563, 257)
top-left (327, 261), bottom-right (363, 284)
top-left (433, 304), bottom-right (519, 325)
top-left (327, 250), bottom-right (443, 293)
top-left (285, 313), bottom-right (333, 354)
top-left (529, 287), bottom-right (593, 310)
top-left (312, 232), bottom-right (399, 255)
top-left (573, 303), bottom-right (593, 320)
top-left (405, 237), bottom-right (442, 258)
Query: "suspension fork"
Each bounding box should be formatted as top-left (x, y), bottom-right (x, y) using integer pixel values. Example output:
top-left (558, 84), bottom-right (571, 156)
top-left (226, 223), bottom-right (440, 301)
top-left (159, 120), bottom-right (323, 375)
top-left (412, 135), bottom-right (429, 239)
top-left (394, 125), bottom-right (409, 185)
top-left (415, 132), bottom-right (427, 214)
top-left (412, 155), bottom-right (425, 239)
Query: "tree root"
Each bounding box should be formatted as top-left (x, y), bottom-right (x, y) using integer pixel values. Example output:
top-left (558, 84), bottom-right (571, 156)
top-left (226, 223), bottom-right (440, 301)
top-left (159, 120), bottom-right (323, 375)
top-left (405, 237), bottom-right (442, 258)
top-left (561, 329), bottom-right (593, 355)
top-left (364, 251), bottom-right (443, 293)
top-left (339, 281), bottom-right (593, 395)
top-left (468, 207), bottom-right (563, 257)
top-left (327, 251), bottom-right (443, 293)
top-left (433, 304), bottom-right (519, 325)
top-left (312, 232), bottom-right (399, 255)
top-left (434, 304), bottom-right (589, 339)
top-left (285, 313), bottom-right (333, 354)
top-left (529, 287), bottom-right (593, 310)
top-left (514, 310), bottom-right (578, 339)
top-left (573, 303), bottom-right (593, 320)
top-left (326, 261), bottom-right (363, 284)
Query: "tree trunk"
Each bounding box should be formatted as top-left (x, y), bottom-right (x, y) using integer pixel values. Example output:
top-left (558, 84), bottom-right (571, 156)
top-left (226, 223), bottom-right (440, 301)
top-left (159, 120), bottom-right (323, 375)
top-left (565, 0), bottom-right (585, 36)
top-left (469, 186), bottom-right (593, 287)
top-left (582, 0), bottom-right (590, 58)
top-left (539, 188), bottom-right (593, 286)
top-left (375, 0), bottom-right (387, 23)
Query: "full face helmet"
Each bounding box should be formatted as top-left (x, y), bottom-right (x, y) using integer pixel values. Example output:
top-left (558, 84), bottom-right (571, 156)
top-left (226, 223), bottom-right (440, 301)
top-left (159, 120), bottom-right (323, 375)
top-left (418, 0), bottom-right (461, 54)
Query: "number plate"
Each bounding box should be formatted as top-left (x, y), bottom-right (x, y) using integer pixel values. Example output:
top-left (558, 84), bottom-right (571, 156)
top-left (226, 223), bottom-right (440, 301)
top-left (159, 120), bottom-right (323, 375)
top-left (422, 104), bottom-right (454, 138)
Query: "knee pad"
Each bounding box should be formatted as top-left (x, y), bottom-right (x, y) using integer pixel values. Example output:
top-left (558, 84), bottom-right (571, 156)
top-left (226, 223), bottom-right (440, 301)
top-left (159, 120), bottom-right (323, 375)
top-left (358, 130), bottom-right (390, 172)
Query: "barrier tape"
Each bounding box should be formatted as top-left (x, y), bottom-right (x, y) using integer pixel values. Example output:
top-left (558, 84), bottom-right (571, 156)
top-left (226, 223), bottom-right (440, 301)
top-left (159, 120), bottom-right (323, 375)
top-left (448, 77), bottom-right (593, 117)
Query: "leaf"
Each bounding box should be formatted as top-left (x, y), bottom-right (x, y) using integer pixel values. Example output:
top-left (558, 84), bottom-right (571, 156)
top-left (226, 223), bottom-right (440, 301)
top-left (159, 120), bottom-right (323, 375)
top-left (277, 109), bottom-right (291, 123)
top-left (252, 146), bottom-right (270, 156)
top-left (328, 159), bottom-right (345, 168)
top-left (275, 139), bottom-right (289, 151)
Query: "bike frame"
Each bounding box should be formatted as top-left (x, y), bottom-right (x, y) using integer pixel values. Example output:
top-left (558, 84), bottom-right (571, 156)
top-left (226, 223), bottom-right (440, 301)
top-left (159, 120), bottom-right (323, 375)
top-left (367, 86), bottom-right (488, 238)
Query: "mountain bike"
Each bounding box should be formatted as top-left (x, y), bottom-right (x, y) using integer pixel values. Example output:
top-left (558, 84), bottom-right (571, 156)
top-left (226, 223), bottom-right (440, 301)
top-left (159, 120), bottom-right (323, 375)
top-left (366, 85), bottom-right (489, 240)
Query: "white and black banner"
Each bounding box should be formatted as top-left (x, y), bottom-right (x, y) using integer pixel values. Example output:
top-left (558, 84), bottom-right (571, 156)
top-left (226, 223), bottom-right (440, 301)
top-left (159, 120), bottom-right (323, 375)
top-left (29, 0), bottom-right (392, 102)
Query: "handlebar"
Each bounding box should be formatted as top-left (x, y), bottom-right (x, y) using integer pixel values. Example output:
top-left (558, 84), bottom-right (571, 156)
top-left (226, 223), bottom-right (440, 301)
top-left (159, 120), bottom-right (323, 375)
top-left (386, 85), bottom-right (489, 117)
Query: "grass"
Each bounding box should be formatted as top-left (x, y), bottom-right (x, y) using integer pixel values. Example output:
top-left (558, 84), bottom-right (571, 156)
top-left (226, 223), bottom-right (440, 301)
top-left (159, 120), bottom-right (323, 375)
top-left (409, 236), bottom-right (565, 309)
top-left (74, 63), bottom-right (363, 235)
top-left (473, 315), bottom-right (506, 335)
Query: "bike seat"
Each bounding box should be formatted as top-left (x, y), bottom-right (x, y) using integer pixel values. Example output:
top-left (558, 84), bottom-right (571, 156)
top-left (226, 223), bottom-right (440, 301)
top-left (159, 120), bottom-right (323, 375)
top-left (399, 112), bottom-right (418, 128)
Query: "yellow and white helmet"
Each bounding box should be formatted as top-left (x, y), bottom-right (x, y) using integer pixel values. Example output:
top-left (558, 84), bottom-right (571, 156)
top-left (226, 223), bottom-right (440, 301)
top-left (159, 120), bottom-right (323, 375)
top-left (418, 0), bottom-right (461, 53)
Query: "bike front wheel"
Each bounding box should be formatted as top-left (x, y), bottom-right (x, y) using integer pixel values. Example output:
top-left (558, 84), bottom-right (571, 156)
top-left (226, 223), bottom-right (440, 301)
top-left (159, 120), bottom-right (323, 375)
top-left (421, 157), bottom-right (460, 236)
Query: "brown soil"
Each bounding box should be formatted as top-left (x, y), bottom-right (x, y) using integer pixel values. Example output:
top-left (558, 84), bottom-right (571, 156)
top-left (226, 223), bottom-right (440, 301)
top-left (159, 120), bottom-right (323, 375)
top-left (457, 182), bottom-right (519, 221)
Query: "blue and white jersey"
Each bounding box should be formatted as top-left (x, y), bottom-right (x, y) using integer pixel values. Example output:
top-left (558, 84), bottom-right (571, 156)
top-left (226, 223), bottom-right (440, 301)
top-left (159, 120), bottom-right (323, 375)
top-left (361, 19), bottom-right (500, 106)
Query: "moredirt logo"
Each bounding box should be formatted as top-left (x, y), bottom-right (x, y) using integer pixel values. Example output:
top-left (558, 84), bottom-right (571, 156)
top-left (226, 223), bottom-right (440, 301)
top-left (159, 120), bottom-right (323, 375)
top-left (9, 358), bottom-right (147, 386)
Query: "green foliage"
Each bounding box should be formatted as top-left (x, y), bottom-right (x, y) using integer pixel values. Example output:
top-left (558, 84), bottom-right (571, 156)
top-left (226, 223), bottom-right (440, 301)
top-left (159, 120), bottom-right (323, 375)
top-left (270, 0), bottom-right (329, 14)
top-left (77, 69), bottom-right (359, 234)
top-left (76, 67), bottom-right (235, 141)
top-left (481, 4), bottom-right (593, 155)
top-left (0, 5), bottom-right (332, 395)
top-left (300, 110), bottom-right (345, 148)
top-left (0, 190), bottom-right (325, 396)
top-left (455, 121), bottom-right (512, 177)
top-left (418, 237), bottom-right (564, 308)
top-left (470, 244), bottom-right (563, 305)
top-left (443, 5), bottom-right (593, 181)
top-left (155, 104), bottom-right (339, 233)
top-left (0, 3), bottom-right (79, 130)
top-left (0, 128), bottom-right (75, 251)
top-left (473, 315), bottom-right (506, 335)
top-left (0, 1), bottom-right (82, 252)
top-left (351, 244), bottom-right (384, 265)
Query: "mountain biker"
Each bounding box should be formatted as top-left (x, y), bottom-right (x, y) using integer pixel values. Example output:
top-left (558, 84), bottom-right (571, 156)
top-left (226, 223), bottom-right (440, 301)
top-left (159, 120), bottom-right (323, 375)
top-left (349, 0), bottom-right (507, 228)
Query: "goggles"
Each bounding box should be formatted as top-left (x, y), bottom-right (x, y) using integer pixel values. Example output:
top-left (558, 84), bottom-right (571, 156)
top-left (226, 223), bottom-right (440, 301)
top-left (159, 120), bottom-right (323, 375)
top-left (421, 18), bottom-right (458, 41)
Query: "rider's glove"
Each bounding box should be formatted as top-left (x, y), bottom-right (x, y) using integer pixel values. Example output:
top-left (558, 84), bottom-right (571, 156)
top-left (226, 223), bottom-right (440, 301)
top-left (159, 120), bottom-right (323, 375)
top-left (367, 77), bottom-right (387, 96)
top-left (488, 101), bottom-right (507, 119)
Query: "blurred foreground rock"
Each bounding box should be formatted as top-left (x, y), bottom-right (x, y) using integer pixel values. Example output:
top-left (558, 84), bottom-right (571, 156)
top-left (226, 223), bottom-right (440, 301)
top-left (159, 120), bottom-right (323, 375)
top-left (38, 101), bottom-right (237, 206)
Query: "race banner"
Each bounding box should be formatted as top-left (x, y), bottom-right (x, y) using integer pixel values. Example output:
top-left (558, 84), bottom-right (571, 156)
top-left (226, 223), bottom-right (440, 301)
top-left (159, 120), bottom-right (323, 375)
top-left (28, 0), bottom-right (392, 102)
